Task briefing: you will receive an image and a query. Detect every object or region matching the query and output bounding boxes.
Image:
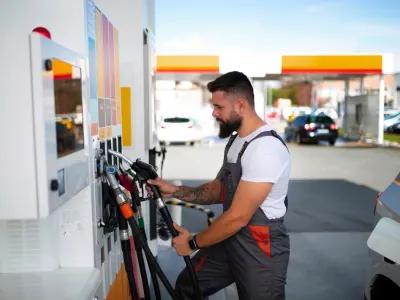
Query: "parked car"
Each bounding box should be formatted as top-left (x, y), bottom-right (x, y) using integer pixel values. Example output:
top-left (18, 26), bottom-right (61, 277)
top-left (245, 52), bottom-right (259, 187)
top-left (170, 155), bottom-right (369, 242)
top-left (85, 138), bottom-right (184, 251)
top-left (311, 107), bottom-right (339, 120)
top-left (281, 106), bottom-right (312, 121)
top-left (384, 110), bottom-right (400, 120)
top-left (386, 122), bottom-right (400, 134)
top-left (365, 170), bottom-right (400, 300)
top-left (285, 114), bottom-right (338, 145)
top-left (157, 117), bottom-right (202, 145)
top-left (384, 113), bottom-right (400, 132)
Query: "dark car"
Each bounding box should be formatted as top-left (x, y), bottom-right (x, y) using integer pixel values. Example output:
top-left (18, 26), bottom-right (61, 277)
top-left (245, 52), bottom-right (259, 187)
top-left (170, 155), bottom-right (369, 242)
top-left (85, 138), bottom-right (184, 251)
top-left (386, 122), bottom-right (400, 134)
top-left (285, 114), bottom-right (338, 145)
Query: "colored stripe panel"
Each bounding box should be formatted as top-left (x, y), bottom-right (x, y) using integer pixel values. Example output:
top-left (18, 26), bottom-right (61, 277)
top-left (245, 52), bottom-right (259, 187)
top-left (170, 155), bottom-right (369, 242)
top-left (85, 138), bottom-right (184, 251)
top-left (106, 126), bottom-right (112, 139)
top-left (157, 55), bottom-right (219, 73)
top-left (110, 22), bottom-right (115, 98)
top-left (112, 99), bottom-right (117, 125)
top-left (96, 9), bottom-right (105, 98)
top-left (282, 55), bottom-right (382, 74)
top-left (99, 127), bottom-right (106, 140)
top-left (121, 87), bottom-right (132, 146)
top-left (91, 122), bottom-right (98, 136)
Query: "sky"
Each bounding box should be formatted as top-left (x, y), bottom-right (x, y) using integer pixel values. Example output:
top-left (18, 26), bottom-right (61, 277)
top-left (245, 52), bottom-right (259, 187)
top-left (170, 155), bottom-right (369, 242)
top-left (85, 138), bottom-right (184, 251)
top-left (156, 0), bottom-right (400, 56)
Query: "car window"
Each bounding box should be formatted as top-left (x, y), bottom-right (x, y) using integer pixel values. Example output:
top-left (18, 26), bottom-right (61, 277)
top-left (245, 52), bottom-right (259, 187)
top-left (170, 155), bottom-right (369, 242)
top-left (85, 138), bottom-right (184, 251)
top-left (307, 116), bottom-right (334, 124)
top-left (164, 117), bottom-right (190, 123)
top-left (385, 112), bottom-right (400, 120)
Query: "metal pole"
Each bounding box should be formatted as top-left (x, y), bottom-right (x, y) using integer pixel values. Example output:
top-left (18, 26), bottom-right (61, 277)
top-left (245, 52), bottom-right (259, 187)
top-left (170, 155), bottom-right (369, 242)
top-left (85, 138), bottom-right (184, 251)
top-left (343, 78), bottom-right (350, 137)
top-left (378, 75), bottom-right (385, 144)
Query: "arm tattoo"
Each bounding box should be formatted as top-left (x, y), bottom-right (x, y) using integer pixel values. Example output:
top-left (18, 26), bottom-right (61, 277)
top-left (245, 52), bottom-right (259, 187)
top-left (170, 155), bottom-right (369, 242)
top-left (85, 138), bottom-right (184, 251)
top-left (172, 183), bottom-right (218, 205)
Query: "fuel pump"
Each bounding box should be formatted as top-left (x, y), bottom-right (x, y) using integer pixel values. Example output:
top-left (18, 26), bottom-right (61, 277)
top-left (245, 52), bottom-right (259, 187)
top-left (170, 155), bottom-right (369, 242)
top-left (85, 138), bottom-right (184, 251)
top-left (103, 161), bottom-right (178, 300)
top-left (108, 150), bottom-right (202, 300)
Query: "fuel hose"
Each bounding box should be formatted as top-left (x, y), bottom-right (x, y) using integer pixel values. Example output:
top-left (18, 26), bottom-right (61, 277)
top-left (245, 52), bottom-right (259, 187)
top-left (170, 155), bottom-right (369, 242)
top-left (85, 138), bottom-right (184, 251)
top-left (119, 173), bottom-right (161, 300)
top-left (109, 150), bottom-right (202, 300)
top-left (105, 164), bottom-right (177, 299)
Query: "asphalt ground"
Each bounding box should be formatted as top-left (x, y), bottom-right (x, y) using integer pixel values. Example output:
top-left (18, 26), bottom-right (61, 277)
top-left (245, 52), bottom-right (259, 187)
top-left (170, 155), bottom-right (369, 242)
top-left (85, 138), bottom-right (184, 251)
top-left (155, 142), bottom-right (400, 300)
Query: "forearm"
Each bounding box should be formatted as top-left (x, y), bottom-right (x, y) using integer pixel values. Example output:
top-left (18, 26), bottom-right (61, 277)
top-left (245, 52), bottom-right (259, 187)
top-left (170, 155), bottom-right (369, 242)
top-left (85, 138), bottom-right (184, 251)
top-left (172, 181), bottom-right (220, 205)
top-left (195, 210), bottom-right (245, 248)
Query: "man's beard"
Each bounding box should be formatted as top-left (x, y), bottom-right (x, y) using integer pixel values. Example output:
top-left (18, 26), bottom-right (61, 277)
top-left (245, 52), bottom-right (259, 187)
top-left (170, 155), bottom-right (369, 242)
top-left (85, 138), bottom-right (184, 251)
top-left (217, 112), bottom-right (242, 138)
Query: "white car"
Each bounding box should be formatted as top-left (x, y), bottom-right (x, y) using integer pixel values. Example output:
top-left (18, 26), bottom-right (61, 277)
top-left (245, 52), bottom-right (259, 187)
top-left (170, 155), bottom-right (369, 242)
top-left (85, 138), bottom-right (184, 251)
top-left (157, 117), bottom-right (203, 145)
top-left (384, 113), bottom-right (400, 131)
top-left (365, 170), bottom-right (400, 299)
top-left (384, 109), bottom-right (400, 120)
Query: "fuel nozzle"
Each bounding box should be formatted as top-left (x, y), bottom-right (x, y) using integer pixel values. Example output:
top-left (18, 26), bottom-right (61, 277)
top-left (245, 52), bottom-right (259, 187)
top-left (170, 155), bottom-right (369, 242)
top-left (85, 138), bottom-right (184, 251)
top-left (104, 163), bottom-right (134, 219)
top-left (132, 159), bottom-right (163, 199)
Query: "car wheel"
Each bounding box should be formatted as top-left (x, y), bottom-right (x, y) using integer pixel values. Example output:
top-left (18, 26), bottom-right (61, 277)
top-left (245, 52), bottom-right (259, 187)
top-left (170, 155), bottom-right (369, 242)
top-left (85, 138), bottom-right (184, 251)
top-left (189, 141), bottom-right (195, 146)
top-left (329, 139), bottom-right (336, 146)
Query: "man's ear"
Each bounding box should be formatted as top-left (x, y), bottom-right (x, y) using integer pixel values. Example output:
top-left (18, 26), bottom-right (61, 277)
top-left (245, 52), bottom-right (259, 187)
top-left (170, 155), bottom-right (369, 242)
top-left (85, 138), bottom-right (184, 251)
top-left (236, 97), bottom-right (247, 114)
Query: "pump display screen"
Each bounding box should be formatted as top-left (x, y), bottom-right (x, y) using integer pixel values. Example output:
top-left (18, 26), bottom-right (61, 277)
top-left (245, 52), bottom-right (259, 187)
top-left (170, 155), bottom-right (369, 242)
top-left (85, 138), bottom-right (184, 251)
top-left (53, 59), bottom-right (84, 157)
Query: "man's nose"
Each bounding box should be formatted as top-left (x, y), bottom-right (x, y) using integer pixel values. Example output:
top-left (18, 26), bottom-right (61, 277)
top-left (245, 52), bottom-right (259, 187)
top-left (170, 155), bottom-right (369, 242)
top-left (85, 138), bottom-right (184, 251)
top-left (212, 109), bottom-right (218, 118)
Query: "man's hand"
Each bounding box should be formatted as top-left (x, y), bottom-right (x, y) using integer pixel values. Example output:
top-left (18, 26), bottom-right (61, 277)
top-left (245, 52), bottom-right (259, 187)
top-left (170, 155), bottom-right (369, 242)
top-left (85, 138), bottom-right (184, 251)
top-left (172, 223), bottom-right (193, 256)
top-left (147, 177), bottom-right (178, 198)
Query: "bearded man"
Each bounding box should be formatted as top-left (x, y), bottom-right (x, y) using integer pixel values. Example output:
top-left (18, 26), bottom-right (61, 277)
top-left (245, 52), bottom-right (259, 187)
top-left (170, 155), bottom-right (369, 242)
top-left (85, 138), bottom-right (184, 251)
top-left (148, 71), bottom-right (291, 300)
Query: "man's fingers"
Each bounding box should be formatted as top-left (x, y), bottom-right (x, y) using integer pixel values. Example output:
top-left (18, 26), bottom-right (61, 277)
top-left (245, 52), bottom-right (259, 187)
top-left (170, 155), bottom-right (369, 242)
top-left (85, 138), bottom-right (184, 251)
top-left (147, 177), bottom-right (163, 185)
top-left (173, 222), bottom-right (185, 233)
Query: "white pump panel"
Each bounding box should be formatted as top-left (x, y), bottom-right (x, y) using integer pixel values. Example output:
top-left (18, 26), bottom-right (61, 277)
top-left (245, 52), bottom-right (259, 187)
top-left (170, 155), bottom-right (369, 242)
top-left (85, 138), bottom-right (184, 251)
top-left (6, 34), bottom-right (90, 219)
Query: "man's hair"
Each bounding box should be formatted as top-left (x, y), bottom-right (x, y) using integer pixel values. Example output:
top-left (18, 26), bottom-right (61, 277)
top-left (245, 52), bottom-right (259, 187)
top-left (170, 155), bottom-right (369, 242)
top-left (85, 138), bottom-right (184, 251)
top-left (207, 71), bottom-right (254, 106)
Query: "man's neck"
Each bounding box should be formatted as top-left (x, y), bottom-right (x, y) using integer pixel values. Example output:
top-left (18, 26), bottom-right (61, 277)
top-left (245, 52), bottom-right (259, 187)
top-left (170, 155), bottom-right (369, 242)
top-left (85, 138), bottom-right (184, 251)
top-left (237, 114), bottom-right (265, 138)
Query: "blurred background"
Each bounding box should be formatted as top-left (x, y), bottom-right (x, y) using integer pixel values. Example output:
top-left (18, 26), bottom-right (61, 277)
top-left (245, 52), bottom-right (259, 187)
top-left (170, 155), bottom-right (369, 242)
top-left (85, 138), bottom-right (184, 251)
top-left (153, 1), bottom-right (400, 299)
top-left (154, 0), bottom-right (400, 146)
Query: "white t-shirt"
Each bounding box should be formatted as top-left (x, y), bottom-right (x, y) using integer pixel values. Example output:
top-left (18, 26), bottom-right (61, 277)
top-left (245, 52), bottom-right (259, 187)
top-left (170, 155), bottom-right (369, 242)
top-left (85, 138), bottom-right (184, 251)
top-left (227, 124), bottom-right (291, 219)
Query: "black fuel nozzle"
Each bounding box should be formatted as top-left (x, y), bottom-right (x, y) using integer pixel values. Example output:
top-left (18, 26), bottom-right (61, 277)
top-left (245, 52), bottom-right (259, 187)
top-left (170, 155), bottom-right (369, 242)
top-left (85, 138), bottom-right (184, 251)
top-left (132, 159), bottom-right (163, 200)
top-left (131, 160), bottom-right (178, 236)
top-left (132, 159), bottom-right (158, 180)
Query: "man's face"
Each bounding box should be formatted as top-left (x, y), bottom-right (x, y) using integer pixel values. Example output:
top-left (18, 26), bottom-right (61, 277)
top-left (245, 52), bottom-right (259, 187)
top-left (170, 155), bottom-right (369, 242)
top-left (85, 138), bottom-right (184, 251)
top-left (210, 91), bottom-right (242, 138)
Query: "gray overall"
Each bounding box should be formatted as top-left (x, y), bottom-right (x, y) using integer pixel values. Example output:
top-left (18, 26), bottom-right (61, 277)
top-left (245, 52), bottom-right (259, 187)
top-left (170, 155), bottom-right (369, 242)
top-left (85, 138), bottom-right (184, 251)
top-left (175, 130), bottom-right (290, 300)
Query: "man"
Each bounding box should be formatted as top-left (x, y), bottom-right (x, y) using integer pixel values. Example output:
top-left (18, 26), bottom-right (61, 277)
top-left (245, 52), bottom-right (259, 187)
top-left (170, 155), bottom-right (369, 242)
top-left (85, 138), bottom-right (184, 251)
top-left (148, 71), bottom-right (290, 300)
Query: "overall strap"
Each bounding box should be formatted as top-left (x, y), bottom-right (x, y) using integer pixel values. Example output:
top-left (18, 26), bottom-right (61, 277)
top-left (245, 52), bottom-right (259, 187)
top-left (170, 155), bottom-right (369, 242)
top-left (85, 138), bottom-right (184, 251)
top-left (237, 130), bottom-right (288, 161)
top-left (223, 133), bottom-right (238, 163)
top-left (236, 130), bottom-right (290, 210)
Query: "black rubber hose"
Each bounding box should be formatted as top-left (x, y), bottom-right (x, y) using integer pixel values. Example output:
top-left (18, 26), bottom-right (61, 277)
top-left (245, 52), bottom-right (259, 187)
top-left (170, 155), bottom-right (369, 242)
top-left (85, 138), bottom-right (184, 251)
top-left (116, 211), bottom-right (139, 300)
top-left (127, 194), bottom-right (151, 300)
top-left (133, 236), bottom-right (151, 300)
top-left (130, 160), bottom-right (202, 299)
top-left (138, 229), bottom-right (161, 300)
top-left (158, 206), bottom-right (202, 300)
top-left (130, 182), bottom-right (161, 300)
top-left (137, 225), bottom-right (161, 300)
top-left (121, 239), bottom-right (139, 300)
top-left (126, 217), bottom-right (178, 299)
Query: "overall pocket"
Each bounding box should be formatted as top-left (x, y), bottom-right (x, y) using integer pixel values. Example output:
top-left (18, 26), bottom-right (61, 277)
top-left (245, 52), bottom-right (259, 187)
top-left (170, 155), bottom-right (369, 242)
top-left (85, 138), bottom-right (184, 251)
top-left (248, 225), bottom-right (271, 257)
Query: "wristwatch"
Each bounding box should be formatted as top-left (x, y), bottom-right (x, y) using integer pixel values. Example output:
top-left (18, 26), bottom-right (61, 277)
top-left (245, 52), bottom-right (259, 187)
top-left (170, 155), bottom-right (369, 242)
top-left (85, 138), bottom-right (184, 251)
top-left (188, 235), bottom-right (200, 251)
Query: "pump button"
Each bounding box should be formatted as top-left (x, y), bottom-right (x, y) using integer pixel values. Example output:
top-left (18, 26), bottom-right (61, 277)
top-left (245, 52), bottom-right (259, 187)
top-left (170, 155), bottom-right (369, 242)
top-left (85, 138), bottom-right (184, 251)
top-left (50, 179), bottom-right (59, 191)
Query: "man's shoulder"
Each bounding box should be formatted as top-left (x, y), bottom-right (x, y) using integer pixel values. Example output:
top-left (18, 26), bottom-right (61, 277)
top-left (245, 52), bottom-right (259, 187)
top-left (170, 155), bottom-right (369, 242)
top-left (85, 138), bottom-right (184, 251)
top-left (245, 133), bottom-right (288, 156)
